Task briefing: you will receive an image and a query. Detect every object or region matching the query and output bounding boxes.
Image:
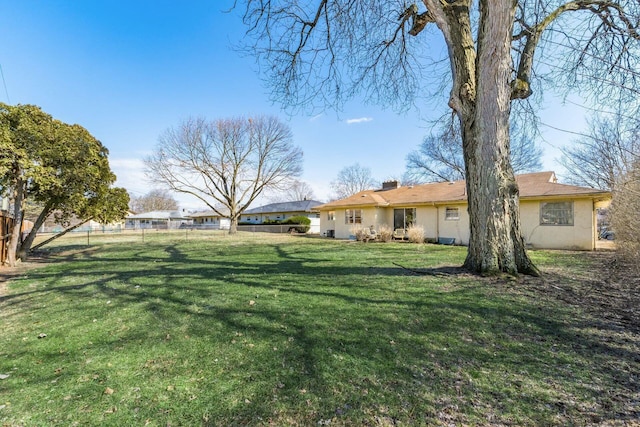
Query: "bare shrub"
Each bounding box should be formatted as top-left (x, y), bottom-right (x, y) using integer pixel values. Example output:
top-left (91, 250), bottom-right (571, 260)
top-left (377, 224), bottom-right (393, 242)
top-left (407, 224), bottom-right (425, 243)
top-left (350, 227), bottom-right (368, 242)
top-left (610, 165), bottom-right (640, 273)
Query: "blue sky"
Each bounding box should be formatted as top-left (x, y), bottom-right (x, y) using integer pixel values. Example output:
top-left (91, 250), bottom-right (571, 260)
top-left (0, 1), bottom-right (588, 209)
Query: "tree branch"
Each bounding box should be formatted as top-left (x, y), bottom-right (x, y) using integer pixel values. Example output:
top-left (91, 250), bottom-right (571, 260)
top-left (512, 0), bottom-right (640, 99)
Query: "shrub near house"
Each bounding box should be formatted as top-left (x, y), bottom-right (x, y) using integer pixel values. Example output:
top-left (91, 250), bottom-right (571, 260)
top-left (282, 216), bottom-right (311, 233)
top-left (245, 215), bottom-right (311, 233)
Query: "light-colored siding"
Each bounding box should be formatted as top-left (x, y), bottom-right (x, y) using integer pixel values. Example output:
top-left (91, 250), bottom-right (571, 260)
top-left (320, 213), bottom-right (336, 237)
top-left (415, 207), bottom-right (438, 240)
top-left (520, 199), bottom-right (595, 250)
top-left (322, 207), bottom-right (381, 238)
top-left (309, 217), bottom-right (320, 234)
top-left (380, 208), bottom-right (394, 231)
top-left (436, 204), bottom-right (470, 245)
top-left (191, 216), bottom-right (230, 230)
top-left (319, 198), bottom-right (599, 250)
top-left (316, 172), bottom-right (608, 250)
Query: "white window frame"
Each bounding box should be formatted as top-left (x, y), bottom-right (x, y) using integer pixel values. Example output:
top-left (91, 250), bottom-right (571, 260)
top-left (540, 201), bottom-right (574, 226)
top-left (345, 209), bottom-right (362, 224)
top-left (445, 207), bottom-right (460, 221)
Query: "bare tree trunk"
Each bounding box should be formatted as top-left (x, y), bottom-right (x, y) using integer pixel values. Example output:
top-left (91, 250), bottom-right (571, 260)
top-left (30, 218), bottom-right (92, 252)
top-left (18, 201), bottom-right (54, 260)
top-left (461, 0), bottom-right (539, 276)
top-left (228, 215), bottom-right (239, 234)
top-left (6, 176), bottom-right (25, 268)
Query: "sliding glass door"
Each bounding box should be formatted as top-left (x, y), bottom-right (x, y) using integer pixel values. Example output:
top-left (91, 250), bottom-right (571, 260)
top-left (393, 208), bottom-right (415, 230)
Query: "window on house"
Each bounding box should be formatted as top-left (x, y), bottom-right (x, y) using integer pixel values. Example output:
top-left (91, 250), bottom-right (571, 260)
top-left (445, 207), bottom-right (460, 221)
top-left (328, 211), bottom-right (335, 221)
top-left (345, 209), bottom-right (362, 224)
top-left (540, 201), bottom-right (574, 225)
top-left (394, 208), bottom-right (416, 229)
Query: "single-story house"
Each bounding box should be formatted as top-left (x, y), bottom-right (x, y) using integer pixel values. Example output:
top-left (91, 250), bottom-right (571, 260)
top-left (189, 200), bottom-right (323, 233)
top-left (240, 200), bottom-right (322, 233)
top-left (125, 210), bottom-right (192, 230)
top-left (314, 172), bottom-right (611, 250)
top-left (189, 210), bottom-right (231, 230)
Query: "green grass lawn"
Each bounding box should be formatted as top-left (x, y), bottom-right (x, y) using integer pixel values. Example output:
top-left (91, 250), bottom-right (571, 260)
top-left (1, 232), bottom-right (638, 426)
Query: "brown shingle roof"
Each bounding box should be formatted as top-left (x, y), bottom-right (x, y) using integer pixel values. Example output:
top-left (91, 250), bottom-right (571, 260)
top-left (315, 171), bottom-right (610, 210)
top-left (189, 209), bottom-right (230, 218)
top-left (516, 172), bottom-right (609, 198)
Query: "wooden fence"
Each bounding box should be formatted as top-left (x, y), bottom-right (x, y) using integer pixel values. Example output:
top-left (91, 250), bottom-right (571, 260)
top-left (1, 211), bottom-right (14, 266)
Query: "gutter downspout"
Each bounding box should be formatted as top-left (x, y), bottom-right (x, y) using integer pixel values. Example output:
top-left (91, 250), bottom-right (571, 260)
top-left (434, 203), bottom-right (439, 241)
top-left (592, 199), bottom-right (597, 251)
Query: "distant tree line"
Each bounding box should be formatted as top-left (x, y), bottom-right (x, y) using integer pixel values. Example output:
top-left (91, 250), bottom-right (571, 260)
top-left (129, 189), bottom-right (179, 213)
top-left (560, 110), bottom-right (640, 270)
top-left (145, 115), bottom-right (304, 234)
top-left (405, 117), bottom-right (542, 183)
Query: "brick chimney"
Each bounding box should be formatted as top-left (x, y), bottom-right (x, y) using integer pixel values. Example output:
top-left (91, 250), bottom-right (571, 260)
top-left (381, 180), bottom-right (399, 190)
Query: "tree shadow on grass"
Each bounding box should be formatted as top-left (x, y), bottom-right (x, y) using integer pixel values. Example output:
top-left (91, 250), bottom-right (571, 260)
top-left (1, 242), bottom-right (638, 425)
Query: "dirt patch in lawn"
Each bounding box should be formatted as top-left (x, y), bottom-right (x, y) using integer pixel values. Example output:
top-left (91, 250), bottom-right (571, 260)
top-left (521, 251), bottom-right (639, 333)
top-left (496, 250), bottom-right (640, 423)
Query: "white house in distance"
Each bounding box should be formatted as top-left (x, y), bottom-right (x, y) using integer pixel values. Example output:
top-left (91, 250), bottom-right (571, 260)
top-left (240, 200), bottom-right (322, 226)
top-left (189, 210), bottom-right (231, 230)
top-left (125, 210), bottom-right (192, 230)
top-left (315, 172), bottom-right (611, 250)
top-left (188, 200), bottom-right (323, 232)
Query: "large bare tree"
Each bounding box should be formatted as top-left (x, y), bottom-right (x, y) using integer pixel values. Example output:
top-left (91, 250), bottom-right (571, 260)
top-left (406, 117), bottom-right (543, 183)
top-left (240, 0), bottom-right (640, 275)
top-left (145, 116), bottom-right (303, 233)
top-left (330, 163), bottom-right (379, 200)
top-left (560, 113), bottom-right (640, 191)
top-left (611, 160), bottom-right (640, 270)
top-left (130, 189), bottom-right (179, 213)
top-left (268, 180), bottom-right (317, 203)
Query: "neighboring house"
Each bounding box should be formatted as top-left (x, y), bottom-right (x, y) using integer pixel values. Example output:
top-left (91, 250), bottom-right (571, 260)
top-left (239, 200), bottom-right (323, 233)
top-left (125, 210), bottom-right (192, 230)
top-left (37, 211), bottom-right (131, 233)
top-left (188, 200), bottom-right (323, 233)
top-left (189, 210), bottom-right (231, 230)
top-left (315, 172), bottom-right (611, 250)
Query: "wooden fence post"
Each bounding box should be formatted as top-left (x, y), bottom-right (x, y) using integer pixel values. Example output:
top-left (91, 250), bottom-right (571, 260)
top-left (1, 212), bottom-right (15, 266)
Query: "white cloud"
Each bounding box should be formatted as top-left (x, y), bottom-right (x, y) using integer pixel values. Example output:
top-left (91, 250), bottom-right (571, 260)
top-left (110, 158), bottom-right (148, 196)
top-left (345, 117), bottom-right (373, 125)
